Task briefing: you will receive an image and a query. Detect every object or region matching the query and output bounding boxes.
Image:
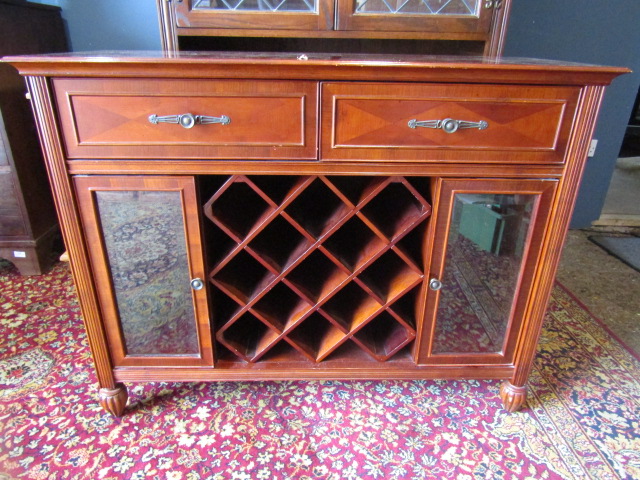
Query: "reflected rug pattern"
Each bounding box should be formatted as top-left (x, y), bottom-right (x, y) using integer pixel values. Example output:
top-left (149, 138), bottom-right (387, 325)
top-left (0, 260), bottom-right (639, 480)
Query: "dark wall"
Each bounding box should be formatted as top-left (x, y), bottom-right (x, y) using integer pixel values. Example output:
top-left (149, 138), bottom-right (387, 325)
top-left (29, 0), bottom-right (161, 51)
top-left (504, 0), bottom-right (640, 227)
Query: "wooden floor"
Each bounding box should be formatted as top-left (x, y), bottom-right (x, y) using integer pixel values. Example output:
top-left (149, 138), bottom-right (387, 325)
top-left (596, 156), bottom-right (640, 227)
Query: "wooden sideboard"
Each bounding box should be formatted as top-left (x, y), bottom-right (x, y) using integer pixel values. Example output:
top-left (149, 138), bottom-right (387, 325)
top-left (5, 52), bottom-right (626, 416)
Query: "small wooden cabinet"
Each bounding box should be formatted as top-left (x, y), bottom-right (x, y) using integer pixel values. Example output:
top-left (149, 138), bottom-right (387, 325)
top-left (5, 53), bottom-right (625, 416)
top-left (0, 0), bottom-right (67, 274)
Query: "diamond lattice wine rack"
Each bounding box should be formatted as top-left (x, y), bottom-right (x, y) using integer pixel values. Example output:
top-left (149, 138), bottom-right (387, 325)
top-left (202, 175), bottom-right (432, 364)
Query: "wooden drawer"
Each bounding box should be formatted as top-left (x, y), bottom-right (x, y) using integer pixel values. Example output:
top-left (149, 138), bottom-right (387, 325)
top-left (53, 79), bottom-right (318, 160)
top-left (0, 172), bottom-right (26, 237)
top-left (0, 130), bottom-right (8, 166)
top-left (321, 83), bottom-right (580, 164)
top-left (0, 214), bottom-right (26, 237)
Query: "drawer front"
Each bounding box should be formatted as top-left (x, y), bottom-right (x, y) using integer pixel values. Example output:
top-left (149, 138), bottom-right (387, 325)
top-left (54, 79), bottom-right (318, 160)
top-left (0, 172), bottom-right (26, 236)
top-left (0, 128), bottom-right (9, 166)
top-left (321, 83), bottom-right (580, 164)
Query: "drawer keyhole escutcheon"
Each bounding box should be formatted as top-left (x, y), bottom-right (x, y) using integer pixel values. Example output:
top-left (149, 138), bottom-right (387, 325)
top-left (190, 278), bottom-right (204, 291)
top-left (148, 113), bottom-right (231, 129)
top-left (408, 118), bottom-right (488, 134)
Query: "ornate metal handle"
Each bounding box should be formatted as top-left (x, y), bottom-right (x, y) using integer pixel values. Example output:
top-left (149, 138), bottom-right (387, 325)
top-left (408, 118), bottom-right (488, 134)
top-left (148, 113), bottom-right (231, 129)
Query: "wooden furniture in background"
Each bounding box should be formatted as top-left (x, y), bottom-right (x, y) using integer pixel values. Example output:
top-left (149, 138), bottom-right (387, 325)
top-left (5, 53), bottom-right (625, 416)
top-left (157, 0), bottom-right (512, 56)
top-left (0, 0), bottom-right (67, 274)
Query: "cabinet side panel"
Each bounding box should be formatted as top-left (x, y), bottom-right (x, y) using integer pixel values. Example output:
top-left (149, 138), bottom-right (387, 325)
top-left (510, 85), bottom-right (607, 387)
top-left (25, 75), bottom-right (118, 390)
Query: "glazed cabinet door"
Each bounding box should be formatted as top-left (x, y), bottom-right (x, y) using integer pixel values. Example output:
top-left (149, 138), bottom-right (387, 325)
top-left (336, 0), bottom-right (494, 34)
top-left (74, 176), bottom-right (214, 368)
top-left (173, 0), bottom-right (335, 32)
top-left (417, 178), bottom-right (557, 365)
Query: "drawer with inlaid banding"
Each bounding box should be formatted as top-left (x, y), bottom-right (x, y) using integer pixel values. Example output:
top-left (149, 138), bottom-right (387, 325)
top-left (53, 78), bottom-right (318, 160)
top-left (321, 82), bottom-right (580, 164)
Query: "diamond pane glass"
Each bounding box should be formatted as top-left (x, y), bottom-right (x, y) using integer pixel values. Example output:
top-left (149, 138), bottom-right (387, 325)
top-left (355, 0), bottom-right (479, 15)
top-left (193, 0), bottom-right (316, 13)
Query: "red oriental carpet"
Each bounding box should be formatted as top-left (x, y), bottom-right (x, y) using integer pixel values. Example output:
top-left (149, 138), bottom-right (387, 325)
top-left (0, 260), bottom-right (639, 480)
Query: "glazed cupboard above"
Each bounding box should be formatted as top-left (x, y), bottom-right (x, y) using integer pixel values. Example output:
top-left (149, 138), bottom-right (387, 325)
top-left (157, 0), bottom-right (512, 55)
top-left (3, 53), bottom-right (627, 416)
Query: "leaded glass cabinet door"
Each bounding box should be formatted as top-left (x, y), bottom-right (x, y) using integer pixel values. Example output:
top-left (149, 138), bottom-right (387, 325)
top-left (74, 176), bottom-right (214, 368)
top-left (174, 0), bottom-right (335, 32)
top-left (417, 178), bottom-right (557, 365)
top-left (336, 0), bottom-right (493, 33)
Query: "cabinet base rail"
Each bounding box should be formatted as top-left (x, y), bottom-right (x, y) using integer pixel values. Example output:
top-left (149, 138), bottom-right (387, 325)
top-left (107, 368), bottom-right (519, 416)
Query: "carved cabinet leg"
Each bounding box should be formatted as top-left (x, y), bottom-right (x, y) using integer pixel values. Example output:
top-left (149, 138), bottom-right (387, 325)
top-left (500, 381), bottom-right (527, 412)
top-left (99, 383), bottom-right (128, 416)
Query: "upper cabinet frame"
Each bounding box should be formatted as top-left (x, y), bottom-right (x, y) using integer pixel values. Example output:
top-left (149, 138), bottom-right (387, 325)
top-left (158, 0), bottom-right (512, 56)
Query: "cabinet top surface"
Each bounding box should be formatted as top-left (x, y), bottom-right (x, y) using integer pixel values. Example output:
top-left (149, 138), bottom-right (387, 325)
top-left (3, 51), bottom-right (628, 85)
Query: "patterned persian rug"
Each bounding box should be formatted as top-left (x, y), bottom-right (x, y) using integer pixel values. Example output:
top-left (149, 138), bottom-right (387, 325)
top-left (0, 260), bottom-right (638, 480)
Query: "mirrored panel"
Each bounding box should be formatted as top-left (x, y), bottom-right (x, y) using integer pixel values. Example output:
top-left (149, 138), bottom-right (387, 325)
top-left (96, 190), bottom-right (199, 356)
top-left (193, 0), bottom-right (317, 13)
top-left (432, 193), bottom-right (535, 354)
top-left (355, 0), bottom-right (479, 15)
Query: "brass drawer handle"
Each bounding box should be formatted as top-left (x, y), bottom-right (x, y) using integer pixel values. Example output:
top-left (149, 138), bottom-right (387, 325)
top-left (148, 113), bottom-right (231, 129)
top-left (408, 118), bottom-right (488, 134)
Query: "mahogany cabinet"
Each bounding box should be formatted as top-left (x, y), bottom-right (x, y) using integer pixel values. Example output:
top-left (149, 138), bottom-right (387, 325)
top-left (5, 52), bottom-right (625, 416)
top-left (0, 0), bottom-right (67, 274)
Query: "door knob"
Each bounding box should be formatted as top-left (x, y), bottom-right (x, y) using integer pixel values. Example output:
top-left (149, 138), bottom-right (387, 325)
top-left (190, 278), bottom-right (205, 291)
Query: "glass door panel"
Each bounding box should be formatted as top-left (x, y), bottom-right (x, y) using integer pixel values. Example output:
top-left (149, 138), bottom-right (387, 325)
top-left (193, 0), bottom-right (317, 13)
top-left (336, 0), bottom-right (492, 33)
top-left (355, 0), bottom-right (480, 16)
top-left (95, 190), bottom-right (198, 356)
top-left (432, 192), bottom-right (534, 354)
top-left (418, 178), bottom-right (557, 365)
top-left (175, 0), bottom-right (334, 32)
top-left (74, 176), bottom-right (213, 368)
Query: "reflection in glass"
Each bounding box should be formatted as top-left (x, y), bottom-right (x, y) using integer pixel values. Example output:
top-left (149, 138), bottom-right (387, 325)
top-left (193, 0), bottom-right (316, 12)
top-left (355, 0), bottom-right (479, 15)
top-left (96, 191), bottom-right (199, 356)
top-left (432, 193), bottom-right (535, 354)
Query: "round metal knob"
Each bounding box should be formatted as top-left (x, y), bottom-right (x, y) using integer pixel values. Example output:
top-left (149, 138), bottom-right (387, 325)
top-left (441, 118), bottom-right (459, 134)
top-left (429, 278), bottom-right (443, 291)
top-left (179, 113), bottom-right (196, 129)
top-left (190, 278), bottom-right (204, 291)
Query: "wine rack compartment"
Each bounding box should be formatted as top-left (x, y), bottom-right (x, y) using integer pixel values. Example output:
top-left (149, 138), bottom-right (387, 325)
top-left (203, 175), bottom-right (432, 363)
